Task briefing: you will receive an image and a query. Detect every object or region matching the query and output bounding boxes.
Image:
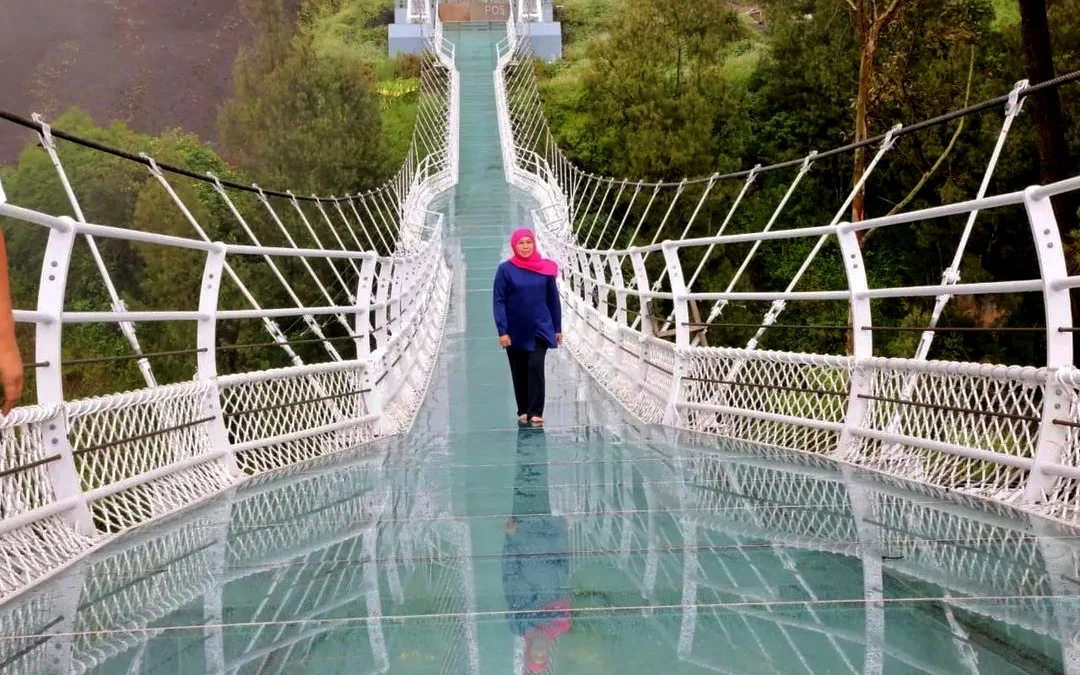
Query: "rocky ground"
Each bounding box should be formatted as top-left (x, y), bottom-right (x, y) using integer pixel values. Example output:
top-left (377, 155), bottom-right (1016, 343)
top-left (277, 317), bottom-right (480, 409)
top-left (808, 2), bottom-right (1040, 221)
top-left (0, 0), bottom-right (298, 163)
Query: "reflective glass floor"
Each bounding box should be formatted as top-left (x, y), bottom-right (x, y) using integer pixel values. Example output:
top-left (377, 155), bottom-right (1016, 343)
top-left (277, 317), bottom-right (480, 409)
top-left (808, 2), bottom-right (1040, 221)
top-left (2, 25), bottom-right (1080, 675)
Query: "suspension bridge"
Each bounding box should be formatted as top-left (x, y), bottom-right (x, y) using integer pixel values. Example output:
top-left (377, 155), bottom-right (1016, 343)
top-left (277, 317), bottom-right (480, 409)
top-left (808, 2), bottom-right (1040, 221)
top-left (0, 5), bottom-right (1079, 674)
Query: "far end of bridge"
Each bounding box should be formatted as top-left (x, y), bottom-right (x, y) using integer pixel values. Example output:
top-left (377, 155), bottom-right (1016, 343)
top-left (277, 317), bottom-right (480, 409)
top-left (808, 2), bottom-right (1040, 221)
top-left (388, 0), bottom-right (563, 61)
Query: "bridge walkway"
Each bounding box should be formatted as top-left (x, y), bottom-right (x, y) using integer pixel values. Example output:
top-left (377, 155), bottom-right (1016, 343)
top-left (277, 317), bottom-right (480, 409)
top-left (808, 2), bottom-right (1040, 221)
top-left (0, 23), bottom-right (1072, 675)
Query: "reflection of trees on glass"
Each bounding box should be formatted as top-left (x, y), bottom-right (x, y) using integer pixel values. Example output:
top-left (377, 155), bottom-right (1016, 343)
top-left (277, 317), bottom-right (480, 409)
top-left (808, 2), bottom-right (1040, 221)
top-left (503, 427), bottom-right (571, 674)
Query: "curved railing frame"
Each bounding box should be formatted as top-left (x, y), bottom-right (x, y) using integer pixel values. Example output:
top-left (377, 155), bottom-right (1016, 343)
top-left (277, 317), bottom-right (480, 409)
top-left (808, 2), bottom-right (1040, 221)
top-left (496, 18), bottom-right (1080, 525)
top-left (0, 30), bottom-right (459, 602)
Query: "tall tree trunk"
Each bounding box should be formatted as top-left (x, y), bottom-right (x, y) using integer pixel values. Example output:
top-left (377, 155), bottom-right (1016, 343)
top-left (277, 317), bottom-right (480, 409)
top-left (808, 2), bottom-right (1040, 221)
top-left (852, 41), bottom-right (874, 229)
top-left (1018, 0), bottom-right (1080, 354)
top-left (851, 0), bottom-right (877, 240)
top-left (849, 0), bottom-right (904, 237)
top-left (848, 6), bottom-right (873, 356)
top-left (1019, 0), bottom-right (1078, 237)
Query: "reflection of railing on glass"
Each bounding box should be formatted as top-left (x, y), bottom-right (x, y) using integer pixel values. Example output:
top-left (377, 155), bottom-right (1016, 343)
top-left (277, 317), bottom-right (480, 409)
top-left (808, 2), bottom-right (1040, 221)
top-left (0, 447), bottom-right (482, 675)
top-left (546, 429), bottom-right (1080, 674)
top-left (0, 27), bottom-right (458, 604)
top-left (2, 402), bottom-right (1075, 674)
top-left (495, 19), bottom-right (1080, 527)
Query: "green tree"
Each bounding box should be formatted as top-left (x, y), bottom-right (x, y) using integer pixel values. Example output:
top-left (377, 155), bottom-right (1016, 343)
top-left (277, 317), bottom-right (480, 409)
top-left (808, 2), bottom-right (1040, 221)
top-left (578, 0), bottom-right (745, 179)
top-left (219, 0), bottom-right (388, 194)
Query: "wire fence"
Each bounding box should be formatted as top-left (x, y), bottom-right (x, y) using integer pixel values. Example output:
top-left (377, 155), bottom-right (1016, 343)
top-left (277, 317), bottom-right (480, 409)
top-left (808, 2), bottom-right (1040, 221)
top-left (497, 20), bottom-right (1080, 525)
top-left (0, 26), bottom-right (459, 603)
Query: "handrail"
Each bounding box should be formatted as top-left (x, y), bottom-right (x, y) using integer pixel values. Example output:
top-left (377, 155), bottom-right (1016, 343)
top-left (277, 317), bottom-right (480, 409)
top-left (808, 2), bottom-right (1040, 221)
top-left (495, 24), bottom-right (1080, 528)
top-left (0, 25), bottom-right (459, 603)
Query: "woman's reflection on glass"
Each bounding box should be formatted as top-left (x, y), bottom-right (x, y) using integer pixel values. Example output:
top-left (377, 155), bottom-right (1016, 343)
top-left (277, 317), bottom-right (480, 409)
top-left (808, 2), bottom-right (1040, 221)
top-left (503, 426), bottom-right (571, 673)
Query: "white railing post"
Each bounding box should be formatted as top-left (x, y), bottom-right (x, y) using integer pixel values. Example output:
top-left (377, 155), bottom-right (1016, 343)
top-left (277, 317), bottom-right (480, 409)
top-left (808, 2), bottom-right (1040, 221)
top-left (576, 249), bottom-right (594, 311)
top-left (834, 223), bottom-right (874, 461)
top-left (34, 216), bottom-right (92, 534)
top-left (373, 262), bottom-right (392, 352)
top-left (629, 250), bottom-right (656, 400)
top-left (355, 257), bottom-right (377, 361)
top-left (843, 470), bottom-right (885, 675)
top-left (608, 254), bottom-right (628, 327)
top-left (1023, 185), bottom-right (1073, 503)
top-left (1032, 517), bottom-right (1080, 674)
top-left (362, 526), bottom-right (390, 672)
top-left (390, 261), bottom-right (406, 345)
top-left (38, 559), bottom-right (87, 675)
top-left (587, 252), bottom-right (609, 357)
top-left (195, 243), bottom-right (235, 475)
top-left (202, 499), bottom-right (232, 673)
top-left (450, 68), bottom-right (461, 185)
top-left (368, 259), bottom-right (394, 427)
top-left (394, 256), bottom-right (422, 390)
top-left (660, 243), bottom-right (690, 426)
top-left (591, 253), bottom-right (609, 318)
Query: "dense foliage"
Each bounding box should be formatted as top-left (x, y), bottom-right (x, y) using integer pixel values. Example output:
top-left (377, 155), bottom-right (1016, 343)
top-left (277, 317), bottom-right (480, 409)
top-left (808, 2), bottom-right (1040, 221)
top-left (539, 0), bottom-right (1080, 364)
top-left (0, 0), bottom-right (419, 398)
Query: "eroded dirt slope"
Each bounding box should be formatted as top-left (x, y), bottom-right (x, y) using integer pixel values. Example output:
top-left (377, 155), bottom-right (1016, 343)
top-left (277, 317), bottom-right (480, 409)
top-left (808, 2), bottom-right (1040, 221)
top-left (0, 0), bottom-right (298, 162)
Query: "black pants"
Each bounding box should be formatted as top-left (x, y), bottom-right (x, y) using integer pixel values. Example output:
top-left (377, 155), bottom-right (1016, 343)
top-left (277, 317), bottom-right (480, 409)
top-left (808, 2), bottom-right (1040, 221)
top-left (507, 345), bottom-right (547, 418)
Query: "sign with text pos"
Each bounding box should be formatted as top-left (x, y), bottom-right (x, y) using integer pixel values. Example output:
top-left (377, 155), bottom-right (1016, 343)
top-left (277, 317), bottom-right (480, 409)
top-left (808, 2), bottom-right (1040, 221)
top-left (438, 2), bottom-right (511, 22)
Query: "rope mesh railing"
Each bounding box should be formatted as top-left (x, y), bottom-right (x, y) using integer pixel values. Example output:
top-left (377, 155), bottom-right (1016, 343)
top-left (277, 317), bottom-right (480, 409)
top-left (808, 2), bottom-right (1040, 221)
top-left (0, 24), bottom-right (458, 601)
top-left (496, 18), bottom-right (1080, 525)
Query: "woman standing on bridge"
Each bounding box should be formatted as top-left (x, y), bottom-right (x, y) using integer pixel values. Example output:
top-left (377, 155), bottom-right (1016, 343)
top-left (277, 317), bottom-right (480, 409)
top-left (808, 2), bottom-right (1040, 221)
top-left (493, 229), bottom-right (562, 426)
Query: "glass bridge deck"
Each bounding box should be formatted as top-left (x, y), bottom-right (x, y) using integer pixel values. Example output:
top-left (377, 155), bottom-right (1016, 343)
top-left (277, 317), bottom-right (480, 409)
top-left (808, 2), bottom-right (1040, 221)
top-left (1, 25), bottom-right (1077, 675)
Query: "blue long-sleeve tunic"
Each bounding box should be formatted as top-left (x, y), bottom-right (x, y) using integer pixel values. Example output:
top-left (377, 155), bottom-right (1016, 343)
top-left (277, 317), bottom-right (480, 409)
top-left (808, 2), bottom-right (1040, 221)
top-left (493, 262), bottom-right (562, 352)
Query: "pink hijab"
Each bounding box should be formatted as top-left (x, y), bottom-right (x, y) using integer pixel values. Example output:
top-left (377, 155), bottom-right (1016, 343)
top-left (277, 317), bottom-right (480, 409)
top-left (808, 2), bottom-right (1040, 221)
top-left (509, 228), bottom-right (559, 277)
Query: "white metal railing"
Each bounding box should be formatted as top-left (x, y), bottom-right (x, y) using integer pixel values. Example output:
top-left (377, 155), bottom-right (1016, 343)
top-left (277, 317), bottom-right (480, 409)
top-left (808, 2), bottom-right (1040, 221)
top-left (407, 0), bottom-right (432, 23)
top-left (496, 28), bottom-right (1080, 525)
top-left (3, 408), bottom-right (1074, 673)
top-left (0, 34), bottom-right (458, 601)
